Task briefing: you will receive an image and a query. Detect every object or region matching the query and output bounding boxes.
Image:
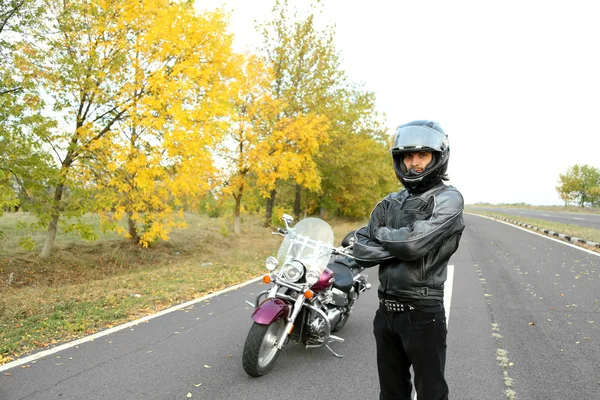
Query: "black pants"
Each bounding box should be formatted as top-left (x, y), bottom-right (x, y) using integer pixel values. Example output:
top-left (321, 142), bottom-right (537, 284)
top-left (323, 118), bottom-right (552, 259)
top-left (373, 305), bottom-right (448, 400)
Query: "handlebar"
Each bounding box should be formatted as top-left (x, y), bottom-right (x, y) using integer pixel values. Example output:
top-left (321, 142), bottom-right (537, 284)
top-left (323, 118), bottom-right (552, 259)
top-left (332, 245), bottom-right (354, 258)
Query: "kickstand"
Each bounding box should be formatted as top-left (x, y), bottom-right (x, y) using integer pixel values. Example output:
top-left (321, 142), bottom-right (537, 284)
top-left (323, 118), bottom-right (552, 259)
top-left (325, 344), bottom-right (344, 358)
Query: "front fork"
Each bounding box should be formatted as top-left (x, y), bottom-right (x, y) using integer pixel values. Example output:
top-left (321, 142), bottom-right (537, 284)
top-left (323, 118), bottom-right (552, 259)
top-left (277, 293), bottom-right (306, 349)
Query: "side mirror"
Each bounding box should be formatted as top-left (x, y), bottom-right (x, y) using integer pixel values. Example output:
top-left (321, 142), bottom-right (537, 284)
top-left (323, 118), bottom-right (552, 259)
top-left (282, 213), bottom-right (294, 228)
top-left (341, 230), bottom-right (356, 247)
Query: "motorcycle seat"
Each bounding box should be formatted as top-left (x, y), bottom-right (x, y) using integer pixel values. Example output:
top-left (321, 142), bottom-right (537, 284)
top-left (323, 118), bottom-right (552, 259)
top-left (327, 261), bottom-right (354, 292)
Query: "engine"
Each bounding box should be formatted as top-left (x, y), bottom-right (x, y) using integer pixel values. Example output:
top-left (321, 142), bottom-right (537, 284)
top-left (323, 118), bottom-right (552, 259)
top-left (306, 306), bottom-right (343, 340)
top-left (306, 287), bottom-right (357, 341)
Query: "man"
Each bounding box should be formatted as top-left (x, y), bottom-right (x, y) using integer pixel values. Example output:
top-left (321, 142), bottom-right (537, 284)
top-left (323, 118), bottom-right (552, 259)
top-left (353, 120), bottom-right (464, 400)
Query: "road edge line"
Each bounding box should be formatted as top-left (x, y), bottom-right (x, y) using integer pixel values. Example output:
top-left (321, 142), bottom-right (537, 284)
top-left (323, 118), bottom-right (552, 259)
top-left (466, 212), bottom-right (600, 257)
top-left (445, 264), bottom-right (454, 327)
top-left (0, 276), bottom-right (263, 372)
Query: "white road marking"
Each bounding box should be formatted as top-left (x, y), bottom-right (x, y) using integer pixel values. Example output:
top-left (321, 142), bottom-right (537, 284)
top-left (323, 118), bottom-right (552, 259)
top-left (445, 265), bottom-right (455, 326)
top-left (573, 217), bottom-right (585, 220)
top-left (0, 276), bottom-right (263, 372)
top-left (413, 264), bottom-right (454, 400)
top-left (541, 214), bottom-right (550, 217)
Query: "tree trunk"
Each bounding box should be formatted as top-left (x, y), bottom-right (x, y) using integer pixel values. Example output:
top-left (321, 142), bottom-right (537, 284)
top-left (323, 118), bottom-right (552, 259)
top-left (127, 212), bottom-right (139, 244)
top-left (234, 193), bottom-right (242, 234)
top-left (264, 189), bottom-right (277, 227)
top-left (40, 182), bottom-right (65, 259)
top-left (294, 184), bottom-right (302, 220)
top-left (319, 195), bottom-right (326, 218)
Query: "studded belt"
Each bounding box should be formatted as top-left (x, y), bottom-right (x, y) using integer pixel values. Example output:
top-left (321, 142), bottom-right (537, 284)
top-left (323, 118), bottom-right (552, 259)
top-left (380, 299), bottom-right (415, 313)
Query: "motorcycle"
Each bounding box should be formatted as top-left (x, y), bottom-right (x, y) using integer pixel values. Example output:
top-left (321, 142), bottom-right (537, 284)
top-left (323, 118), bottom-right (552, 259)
top-left (242, 214), bottom-right (370, 377)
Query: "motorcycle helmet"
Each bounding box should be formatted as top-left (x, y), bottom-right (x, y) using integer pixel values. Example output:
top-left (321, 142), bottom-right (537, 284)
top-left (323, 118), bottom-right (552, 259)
top-left (391, 120), bottom-right (449, 193)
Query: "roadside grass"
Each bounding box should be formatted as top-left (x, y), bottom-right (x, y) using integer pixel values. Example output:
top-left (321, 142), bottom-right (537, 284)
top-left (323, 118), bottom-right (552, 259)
top-left (0, 212), bottom-right (365, 364)
top-left (466, 209), bottom-right (600, 249)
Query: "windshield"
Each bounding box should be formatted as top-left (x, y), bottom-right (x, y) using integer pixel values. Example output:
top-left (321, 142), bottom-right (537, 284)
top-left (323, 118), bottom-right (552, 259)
top-left (276, 217), bottom-right (334, 276)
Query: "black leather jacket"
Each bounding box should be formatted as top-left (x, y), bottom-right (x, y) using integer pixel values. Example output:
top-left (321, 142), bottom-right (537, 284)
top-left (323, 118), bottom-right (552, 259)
top-left (352, 182), bottom-right (464, 300)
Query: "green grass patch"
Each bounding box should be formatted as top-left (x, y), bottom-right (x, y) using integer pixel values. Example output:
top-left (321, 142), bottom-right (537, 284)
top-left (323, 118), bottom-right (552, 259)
top-left (466, 209), bottom-right (600, 248)
top-left (0, 212), bottom-right (365, 364)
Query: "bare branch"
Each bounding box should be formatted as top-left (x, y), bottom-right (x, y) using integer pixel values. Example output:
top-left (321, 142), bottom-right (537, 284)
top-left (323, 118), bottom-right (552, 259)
top-left (0, 87), bottom-right (22, 96)
top-left (0, 165), bottom-right (30, 198)
top-left (0, 0), bottom-right (25, 36)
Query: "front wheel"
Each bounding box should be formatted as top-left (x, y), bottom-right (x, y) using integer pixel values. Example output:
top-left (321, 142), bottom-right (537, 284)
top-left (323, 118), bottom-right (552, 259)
top-left (242, 319), bottom-right (286, 377)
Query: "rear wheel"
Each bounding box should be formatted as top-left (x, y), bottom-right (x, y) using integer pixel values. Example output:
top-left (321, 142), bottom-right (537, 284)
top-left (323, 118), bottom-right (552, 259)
top-left (333, 288), bottom-right (357, 332)
top-left (332, 310), bottom-right (350, 332)
top-left (242, 319), bottom-right (286, 377)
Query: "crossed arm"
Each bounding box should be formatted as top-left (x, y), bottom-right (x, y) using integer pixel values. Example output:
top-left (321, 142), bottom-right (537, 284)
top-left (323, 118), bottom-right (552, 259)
top-left (352, 190), bottom-right (464, 266)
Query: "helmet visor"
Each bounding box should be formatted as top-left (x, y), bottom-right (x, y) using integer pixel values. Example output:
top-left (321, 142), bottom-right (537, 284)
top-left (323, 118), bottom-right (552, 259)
top-left (391, 125), bottom-right (448, 153)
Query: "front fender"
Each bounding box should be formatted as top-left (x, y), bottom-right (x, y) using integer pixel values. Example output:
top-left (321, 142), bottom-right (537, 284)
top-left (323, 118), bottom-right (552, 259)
top-left (251, 298), bottom-right (290, 325)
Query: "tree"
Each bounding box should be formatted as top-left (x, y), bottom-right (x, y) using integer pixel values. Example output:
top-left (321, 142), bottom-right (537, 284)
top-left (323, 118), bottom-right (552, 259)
top-left (1, 0), bottom-right (51, 217)
top-left (556, 164), bottom-right (600, 207)
top-left (257, 0), bottom-right (340, 224)
top-left (255, 112), bottom-right (329, 220)
top-left (89, 1), bottom-right (235, 246)
top-left (16, 0), bottom-right (234, 256)
top-left (310, 86), bottom-right (398, 218)
top-left (218, 53), bottom-right (276, 234)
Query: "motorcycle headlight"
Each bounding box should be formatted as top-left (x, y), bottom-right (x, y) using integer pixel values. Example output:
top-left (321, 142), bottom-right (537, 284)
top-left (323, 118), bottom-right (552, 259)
top-left (265, 256), bottom-right (278, 271)
top-left (282, 260), bottom-right (304, 282)
top-left (306, 270), bottom-right (320, 286)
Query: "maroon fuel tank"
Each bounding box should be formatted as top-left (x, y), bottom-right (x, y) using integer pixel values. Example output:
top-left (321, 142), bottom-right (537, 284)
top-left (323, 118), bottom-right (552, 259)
top-left (311, 268), bottom-right (334, 292)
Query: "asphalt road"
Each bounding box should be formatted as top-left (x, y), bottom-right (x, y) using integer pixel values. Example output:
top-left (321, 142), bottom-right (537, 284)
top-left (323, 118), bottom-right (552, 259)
top-left (2, 213), bottom-right (599, 399)
top-left (469, 207), bottom-right (600, 230)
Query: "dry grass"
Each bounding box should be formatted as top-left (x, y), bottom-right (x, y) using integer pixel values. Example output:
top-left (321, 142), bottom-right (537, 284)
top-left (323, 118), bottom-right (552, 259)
top-left (0, 212), bottom-right (365, 364)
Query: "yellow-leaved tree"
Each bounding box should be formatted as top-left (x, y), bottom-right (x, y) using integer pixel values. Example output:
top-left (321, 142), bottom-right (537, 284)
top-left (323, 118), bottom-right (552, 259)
top-left (257, 0), bottom-right (340, 224)
top-left (254, 113), bottom-right (329, 222)
top-left (217, 53), bottom-right (276, 234)
top-left (17, 0), bottom-right (234, 256)
top-left (90, 1), bottom-right (235, 246)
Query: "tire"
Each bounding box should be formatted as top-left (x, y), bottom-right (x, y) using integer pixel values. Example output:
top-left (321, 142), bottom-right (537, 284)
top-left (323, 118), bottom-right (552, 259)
top-left (242, 319), bottom-right (286, 377)
top-left (332, 287), bottom-right (358, 333)
top-left (332, 311), bottom-right (350, 332)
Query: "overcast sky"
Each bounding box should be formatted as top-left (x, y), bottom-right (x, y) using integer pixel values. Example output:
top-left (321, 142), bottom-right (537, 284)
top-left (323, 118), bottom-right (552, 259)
top-left (198, 0), bottom-right (600, 206)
